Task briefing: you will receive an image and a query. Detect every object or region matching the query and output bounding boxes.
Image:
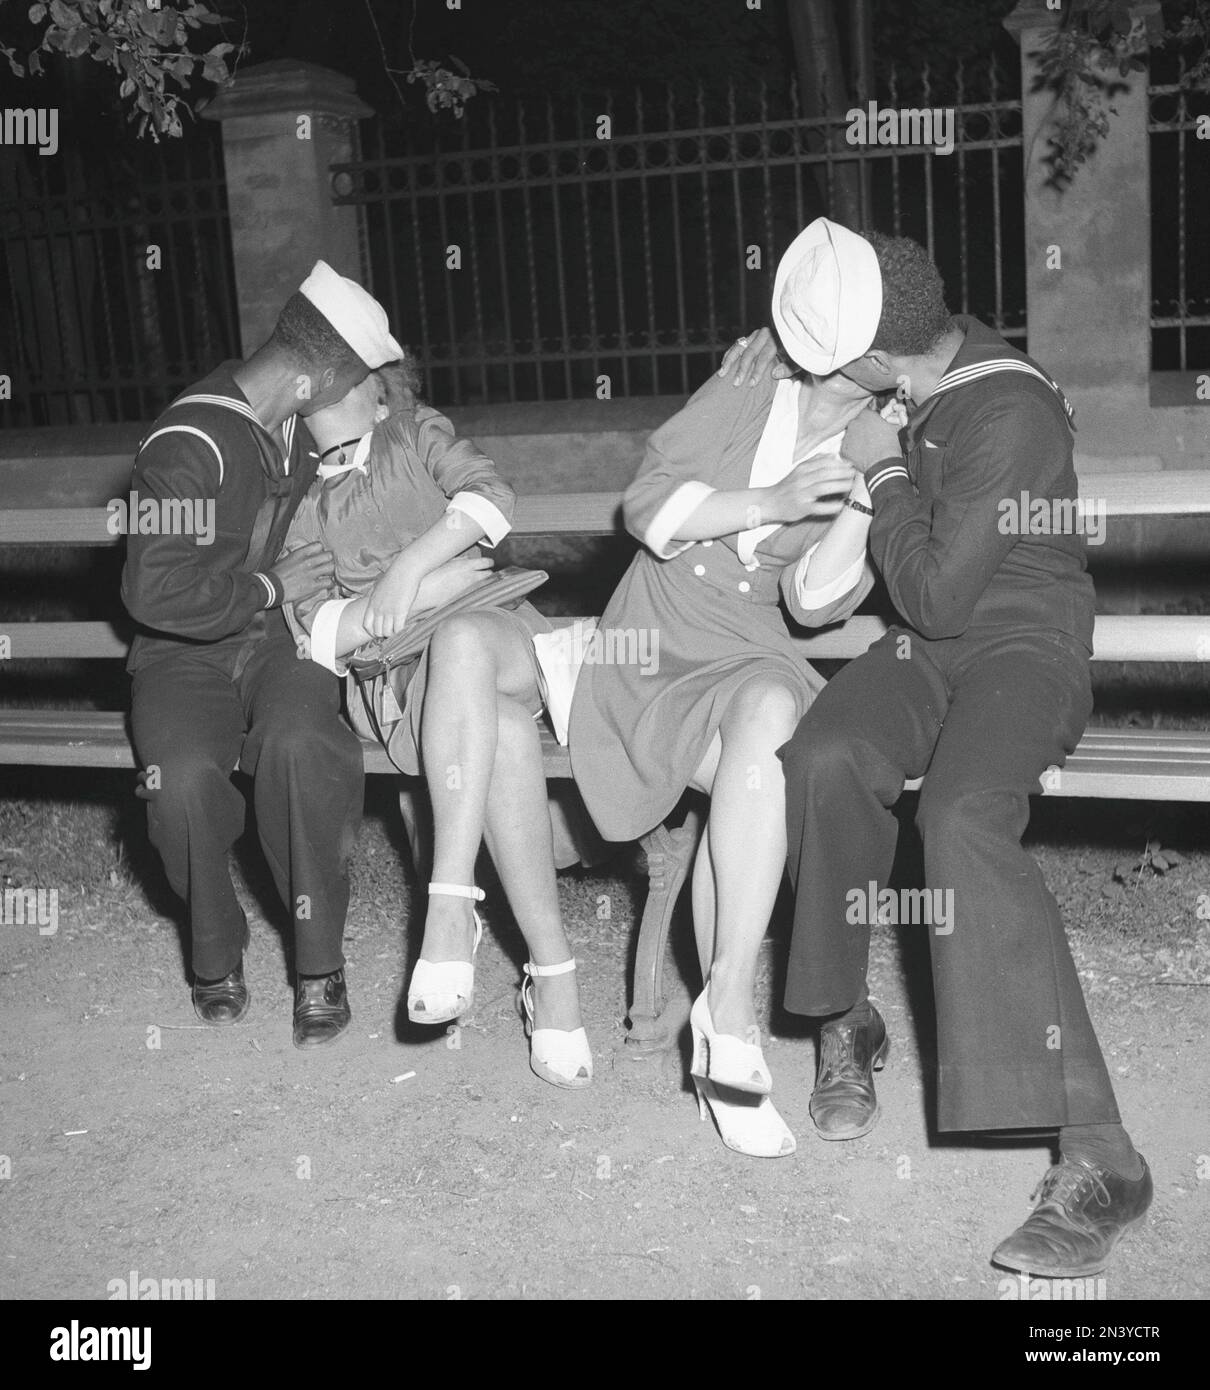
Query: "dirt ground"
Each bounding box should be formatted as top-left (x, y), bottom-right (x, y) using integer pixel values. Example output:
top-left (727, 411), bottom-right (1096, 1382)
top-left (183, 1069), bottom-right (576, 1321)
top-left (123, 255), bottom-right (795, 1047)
top-left (1, 780), bottom-right (1206, 1302)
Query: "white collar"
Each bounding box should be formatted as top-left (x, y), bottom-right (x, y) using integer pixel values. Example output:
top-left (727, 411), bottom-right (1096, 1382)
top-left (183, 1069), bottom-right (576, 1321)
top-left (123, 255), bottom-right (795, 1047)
top-left (317, 431), bottom-right (373, 481)
top-left (737, 378), bottom-right (844, 567)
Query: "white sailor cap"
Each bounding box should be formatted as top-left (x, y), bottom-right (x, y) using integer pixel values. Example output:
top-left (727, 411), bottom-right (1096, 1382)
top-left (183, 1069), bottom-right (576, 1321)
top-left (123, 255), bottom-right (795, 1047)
top-left (772, 218), bottom-right (882, 375)
top-left (298, 260), bottom-right (403, 369)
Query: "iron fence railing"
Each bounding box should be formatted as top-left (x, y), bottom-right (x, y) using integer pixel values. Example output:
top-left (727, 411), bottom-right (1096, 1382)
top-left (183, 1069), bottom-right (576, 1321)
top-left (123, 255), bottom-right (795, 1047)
top-left (1149, 62), bottom-right (1210, 372)
top-left (333, 71), bottom-right (1026, 406)
top-left (0, 123), bottom-right (239, 428)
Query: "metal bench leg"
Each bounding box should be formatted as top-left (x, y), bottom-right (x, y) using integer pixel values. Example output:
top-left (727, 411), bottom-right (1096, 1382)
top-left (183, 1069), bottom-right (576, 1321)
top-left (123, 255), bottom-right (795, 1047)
top-left (626, 805), bottom-right (704, 1055)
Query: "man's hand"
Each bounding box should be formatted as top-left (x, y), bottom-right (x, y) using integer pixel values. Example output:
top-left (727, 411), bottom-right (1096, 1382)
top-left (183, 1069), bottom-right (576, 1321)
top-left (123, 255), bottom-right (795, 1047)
top-left (717, 327), bottom-right (795, 388)
top-left (766, 454), bottom-right (858, 523)
top-left (363, 558), bottom-right (420, 640)
top-left (840, 405), bottom-right (904, 474)
top-left (270, 542), bottom-right (336, 605)
top-left (413, 555), bottom-right (493, 613)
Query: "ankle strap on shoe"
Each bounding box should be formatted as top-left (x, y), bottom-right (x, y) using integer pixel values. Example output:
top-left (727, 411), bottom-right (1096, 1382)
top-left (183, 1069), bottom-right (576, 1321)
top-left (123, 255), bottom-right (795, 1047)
top-left (524, 958), bottom-right (576, 978)
top-left (428, 882), bottom-right (485, 901)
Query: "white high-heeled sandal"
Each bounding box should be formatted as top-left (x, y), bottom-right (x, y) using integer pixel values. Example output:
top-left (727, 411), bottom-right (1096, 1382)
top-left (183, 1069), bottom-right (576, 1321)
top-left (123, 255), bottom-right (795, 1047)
top-left (406, 882), bottom-right (484, 1025)
top-left (691, 1076), bottom-right (797, 1158)
top-left (689, 988), bottom-right (773, 1095)
top-left (520, 959), bottom-right (593, 1089)
top-left (689, 1019), bottom-right (795, 1158)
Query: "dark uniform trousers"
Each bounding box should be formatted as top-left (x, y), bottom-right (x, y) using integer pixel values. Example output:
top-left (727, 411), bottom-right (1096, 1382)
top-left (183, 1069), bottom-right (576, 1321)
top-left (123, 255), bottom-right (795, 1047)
top-left (131, 614), bottom-right (364, 980)
top-left (780, 623), bottom-right (1121, 1133)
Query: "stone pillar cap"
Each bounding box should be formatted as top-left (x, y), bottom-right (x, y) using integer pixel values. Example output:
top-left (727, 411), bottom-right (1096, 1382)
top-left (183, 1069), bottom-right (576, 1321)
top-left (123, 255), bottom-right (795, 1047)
top-left (201, 59), bottom-right (373, 123)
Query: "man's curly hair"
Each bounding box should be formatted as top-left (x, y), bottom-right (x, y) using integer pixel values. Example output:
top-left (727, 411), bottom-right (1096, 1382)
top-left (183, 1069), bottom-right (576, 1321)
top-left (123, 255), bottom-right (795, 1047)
top-left (863, 232), bottom-right (952, 357)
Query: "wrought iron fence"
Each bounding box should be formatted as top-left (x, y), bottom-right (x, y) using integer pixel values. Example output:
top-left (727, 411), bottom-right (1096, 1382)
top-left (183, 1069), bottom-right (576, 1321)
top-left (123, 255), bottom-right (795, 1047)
top-left (334, 69), bottom-right (1026, 406)
top-left (1149, 61), bottom-right (1210, 372)
top-left (0, 122), bottom-right (239, 428)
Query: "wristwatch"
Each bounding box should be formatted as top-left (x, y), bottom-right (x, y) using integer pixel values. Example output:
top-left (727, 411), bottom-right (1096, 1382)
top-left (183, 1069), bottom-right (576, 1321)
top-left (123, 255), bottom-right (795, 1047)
top-left (844, 495), bottom-right (874, 517)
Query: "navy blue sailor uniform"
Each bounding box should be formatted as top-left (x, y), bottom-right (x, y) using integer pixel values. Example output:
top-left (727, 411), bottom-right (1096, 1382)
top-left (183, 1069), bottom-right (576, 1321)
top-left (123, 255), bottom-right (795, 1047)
top-left (780, 316), bottom-right (1121, 1132)
top-left (122, 363), bottom-right (364, 981)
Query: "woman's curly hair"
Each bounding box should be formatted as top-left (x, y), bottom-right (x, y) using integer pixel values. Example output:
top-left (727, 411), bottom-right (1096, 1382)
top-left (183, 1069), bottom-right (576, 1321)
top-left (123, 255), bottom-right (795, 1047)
top-left (371, 351), bottom-right (425, 420)
top-left (863, 232), bottom-right (952, 357)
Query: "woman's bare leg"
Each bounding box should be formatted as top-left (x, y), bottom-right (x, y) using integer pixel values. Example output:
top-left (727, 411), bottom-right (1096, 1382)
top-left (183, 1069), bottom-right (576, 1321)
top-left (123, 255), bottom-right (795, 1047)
top-left (420, 612), bottom-right (578, 1029)
top-left (483, 694), bottom-right (581, 1032)
top-left (419, 612), bottom-right (531, 960)
top-left (689, 678), bottom-right (801, 1040)
top-left (689, 733), bottom-right (722, 982)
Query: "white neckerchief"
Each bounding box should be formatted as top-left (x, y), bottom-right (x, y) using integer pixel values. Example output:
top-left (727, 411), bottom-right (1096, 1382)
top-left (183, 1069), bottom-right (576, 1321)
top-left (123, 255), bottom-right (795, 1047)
top-left (736, 377), bottom-right (844, 567)
top-left (317, 431), bottom-right (373, 482)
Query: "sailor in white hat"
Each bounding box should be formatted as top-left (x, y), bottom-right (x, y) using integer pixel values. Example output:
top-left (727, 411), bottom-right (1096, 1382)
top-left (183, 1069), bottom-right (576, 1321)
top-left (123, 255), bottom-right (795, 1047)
top-left (297, 259), bottom-right (404, 373)
top-left (122, 260), bottom-right (406, 1049)
top-left (762, 225), bottom-right (1152, 1279)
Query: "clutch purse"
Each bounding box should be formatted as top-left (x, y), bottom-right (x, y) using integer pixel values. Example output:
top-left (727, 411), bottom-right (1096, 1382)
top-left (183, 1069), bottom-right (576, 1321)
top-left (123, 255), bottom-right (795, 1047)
top-left (347, 565), bottom-right (549, 683)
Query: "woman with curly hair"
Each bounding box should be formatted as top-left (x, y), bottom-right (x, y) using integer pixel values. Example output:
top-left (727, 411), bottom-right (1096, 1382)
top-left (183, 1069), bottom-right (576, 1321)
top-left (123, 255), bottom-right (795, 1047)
top-left (282, 357), bottom-right (595, 1089)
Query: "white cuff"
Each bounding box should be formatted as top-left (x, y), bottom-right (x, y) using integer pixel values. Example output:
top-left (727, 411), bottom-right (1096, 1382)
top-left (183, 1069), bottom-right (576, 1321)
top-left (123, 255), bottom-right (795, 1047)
top-left (793, 543), bottom-right (868, 611)
top-left (644, 481), bottom-right (716, 560)
top-left (867, 464), bottom-right (910, 495)
top-left (308, 597), bottom-right (357, 675)
top-left (446, 492), bottom-right (511, 548)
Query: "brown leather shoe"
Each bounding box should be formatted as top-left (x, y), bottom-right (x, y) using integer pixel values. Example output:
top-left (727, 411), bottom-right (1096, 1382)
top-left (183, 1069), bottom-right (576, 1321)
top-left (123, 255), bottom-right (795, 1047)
top-left (809, 1005), bottom-right (888, 1141)
top-left (992, 1155), bottom-right (1153, 1278)
top-left (293, 969), bottom-right (351, 1049)
top-left (192, 960), bottom-right (250, 1025)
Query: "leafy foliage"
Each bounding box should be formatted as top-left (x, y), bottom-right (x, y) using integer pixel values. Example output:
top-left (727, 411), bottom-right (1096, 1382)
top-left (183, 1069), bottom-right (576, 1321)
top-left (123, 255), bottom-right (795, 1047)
top-left (1034, 0), bottom-right (1209, 188)
top-left (1111, 838), bottom-right (1184, 885)
top-left (404, 56), bottom-right (495, 120)
top-left (1, 0), bottom-right (236, 139)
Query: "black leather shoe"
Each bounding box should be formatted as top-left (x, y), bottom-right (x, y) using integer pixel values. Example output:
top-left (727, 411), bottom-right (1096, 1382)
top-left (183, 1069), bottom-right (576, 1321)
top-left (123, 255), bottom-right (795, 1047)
top-left (992, 1155), bottom-right (1153, 1278)
top-left (809, 1004), bottom-right (888, 1141)
top-left (293, 969), bottom-right (351, 1049)
top-left (192, 960), bottom-right (250, 1025)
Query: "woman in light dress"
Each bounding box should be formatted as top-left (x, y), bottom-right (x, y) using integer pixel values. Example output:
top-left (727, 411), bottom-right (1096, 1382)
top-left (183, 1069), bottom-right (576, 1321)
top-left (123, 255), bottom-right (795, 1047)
top-left (570, 332), bottom-right (886, 1155)
top-left (283, 361), bottom-right (594, 1089)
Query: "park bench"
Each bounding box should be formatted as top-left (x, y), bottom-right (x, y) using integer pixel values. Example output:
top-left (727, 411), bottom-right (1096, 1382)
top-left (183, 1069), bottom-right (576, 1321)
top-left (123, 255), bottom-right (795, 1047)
top-left (3, 464), bottom-right (1210, 1053)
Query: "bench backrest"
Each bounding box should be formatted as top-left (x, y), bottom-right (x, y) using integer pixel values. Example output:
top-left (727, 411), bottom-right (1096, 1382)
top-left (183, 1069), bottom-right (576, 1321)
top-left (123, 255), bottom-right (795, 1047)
top-left (2, 474), bottom-right (1210, 666)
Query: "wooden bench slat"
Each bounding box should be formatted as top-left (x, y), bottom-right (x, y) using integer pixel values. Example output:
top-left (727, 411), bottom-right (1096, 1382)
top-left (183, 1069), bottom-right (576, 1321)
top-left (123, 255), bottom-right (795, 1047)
top-left (3, 710), bottom-right (1209, 799)
top-left (1, 623), bottom-right (131, 659)
top-left (1085, 470), bottom-right (1210, 516)
top-left (1079, 730), bottom-right (1210, 753)
top-left (512, 492), bottom-right (620, 535)
top-left (4, 471), bottom-right (1210, 547)
top-left (2, 615), bottom-right (1209, 664)
top-left (0, 709), bottom-right (569, 778)
top-left (0, 496), bottom-right (624, 546)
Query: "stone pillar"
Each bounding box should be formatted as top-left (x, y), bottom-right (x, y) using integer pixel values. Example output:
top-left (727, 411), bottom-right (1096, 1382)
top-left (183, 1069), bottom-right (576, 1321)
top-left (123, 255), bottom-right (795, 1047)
top-left (201, 60), bottom-right (372, 357)
top-left (1003, 1), bottom-right (1159, 458)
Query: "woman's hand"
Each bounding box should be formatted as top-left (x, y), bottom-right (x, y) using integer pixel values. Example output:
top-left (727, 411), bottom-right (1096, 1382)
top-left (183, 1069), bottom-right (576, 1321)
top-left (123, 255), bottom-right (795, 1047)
top-left (766, 454), bottom-right (858, 523)
top-left (840, 405), bottom-right (904, 474)
top-left (413, 555), bottom-right (493, 613)
top-left (717, 327), bottom-right (796, 387)
top-left (363, 559), bottom-right (420, 640)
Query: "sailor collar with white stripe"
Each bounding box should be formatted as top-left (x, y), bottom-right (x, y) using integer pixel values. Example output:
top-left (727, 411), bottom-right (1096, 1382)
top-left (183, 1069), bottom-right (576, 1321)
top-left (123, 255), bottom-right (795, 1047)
top-left (172, 390), bottom-right (300, 472)
top-left (906, 316), bottom-right (1076, 441)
